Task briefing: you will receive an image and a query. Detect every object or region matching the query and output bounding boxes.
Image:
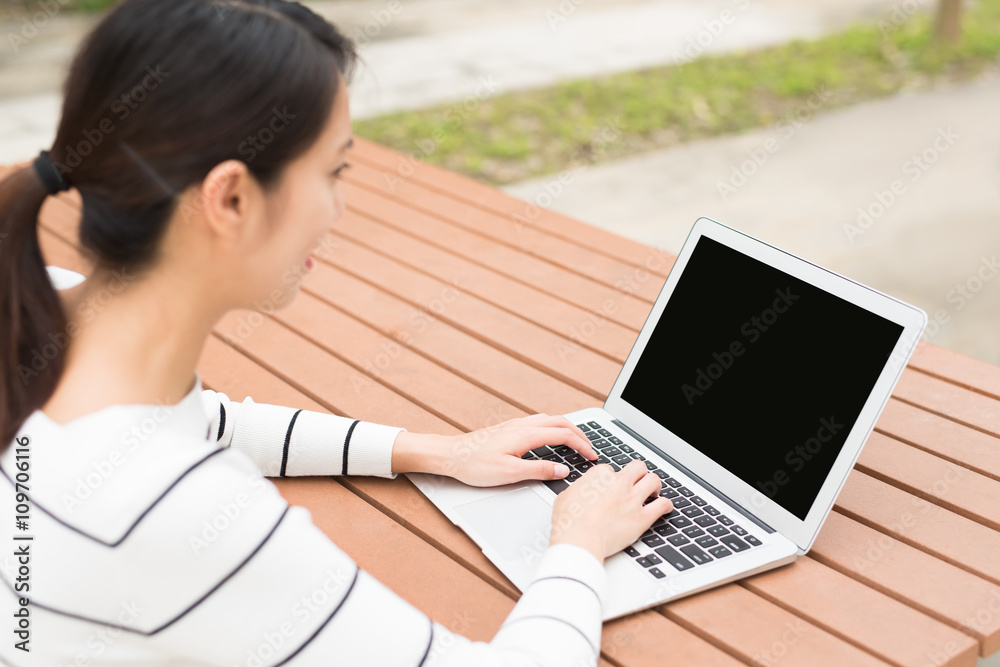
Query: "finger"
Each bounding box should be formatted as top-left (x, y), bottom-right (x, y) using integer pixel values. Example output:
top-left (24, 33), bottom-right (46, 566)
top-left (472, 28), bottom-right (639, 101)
top-left (516, 458), bottom-right (571, 481)
top-left (529, 415), bottom-right (591, 446)
top-left (621, 459), bottom-right (649, 483)
top-left (635, 471), bottom-right (662, 500)
top-left (641, 496), bottom-right (674, 521)
top-left (522, 416), bottom-right (595, 459)
top-left (529, 426), bottom-right (597, 460)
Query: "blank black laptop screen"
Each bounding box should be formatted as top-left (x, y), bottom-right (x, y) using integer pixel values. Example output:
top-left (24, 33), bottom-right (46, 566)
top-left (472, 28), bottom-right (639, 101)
top-left (621, 236), bottom-right (903, 520)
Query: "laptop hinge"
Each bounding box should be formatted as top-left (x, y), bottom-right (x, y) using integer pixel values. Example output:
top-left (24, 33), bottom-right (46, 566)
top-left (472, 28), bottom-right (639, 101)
top-left (611, 419), bottom-right (778, 534)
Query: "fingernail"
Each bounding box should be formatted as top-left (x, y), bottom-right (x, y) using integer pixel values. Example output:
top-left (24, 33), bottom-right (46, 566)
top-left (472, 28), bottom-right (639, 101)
top-left (554, 463), bottom-right (569, 478)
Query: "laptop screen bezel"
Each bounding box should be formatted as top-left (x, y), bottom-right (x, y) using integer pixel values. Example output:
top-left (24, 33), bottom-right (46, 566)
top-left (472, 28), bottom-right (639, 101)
top-left (604, 217), bottom-right (927, 553)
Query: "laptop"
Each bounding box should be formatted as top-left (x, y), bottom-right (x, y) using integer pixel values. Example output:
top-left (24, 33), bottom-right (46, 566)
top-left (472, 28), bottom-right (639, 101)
top-left (407, 217), bottom-right (927, 620)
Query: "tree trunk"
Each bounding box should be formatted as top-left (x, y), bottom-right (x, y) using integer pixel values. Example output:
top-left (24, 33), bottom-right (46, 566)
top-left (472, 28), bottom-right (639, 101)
top-left (936, 0), bottom-right (963, 45)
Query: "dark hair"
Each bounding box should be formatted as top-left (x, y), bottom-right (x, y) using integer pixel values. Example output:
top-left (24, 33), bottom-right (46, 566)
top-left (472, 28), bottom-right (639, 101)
top-left (0, 0), bottom-right (356, 446)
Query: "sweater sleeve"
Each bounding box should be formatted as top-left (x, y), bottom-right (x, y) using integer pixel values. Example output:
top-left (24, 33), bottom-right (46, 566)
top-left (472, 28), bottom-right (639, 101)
top-left (200, 389), bottom-right (405, 478)
top-left (158, 448), bottom-right (607, 667)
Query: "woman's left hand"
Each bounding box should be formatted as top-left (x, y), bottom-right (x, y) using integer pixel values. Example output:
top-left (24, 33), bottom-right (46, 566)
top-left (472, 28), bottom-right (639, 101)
top-left (391, 414), bottom-right (599, 487)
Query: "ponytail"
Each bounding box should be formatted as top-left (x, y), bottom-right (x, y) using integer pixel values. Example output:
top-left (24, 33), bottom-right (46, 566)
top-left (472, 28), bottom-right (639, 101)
top-left (0, 164), bottom-right (69, 447)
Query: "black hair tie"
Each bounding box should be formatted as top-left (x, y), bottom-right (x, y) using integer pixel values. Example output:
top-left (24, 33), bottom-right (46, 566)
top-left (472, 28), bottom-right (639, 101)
top-left (33, 150), bottom-right (71, 195)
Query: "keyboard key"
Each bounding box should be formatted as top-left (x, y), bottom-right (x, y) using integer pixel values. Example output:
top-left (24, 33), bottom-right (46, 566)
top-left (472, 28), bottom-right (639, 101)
top-left (624, 546), bottom-right (640, 557)
top-left (703, 505), bottom-right (720, 516)
top-left (667, 534), bottom-right (689, 546)
top-left (694, 515), bottom-right (716, 527)
top-left (594, 456), bottom-right (610, 465)
top-left (679, 544), bottom-right (713, 565)
top-left (645, 461), bottom-right (658, 471)
top-left (654, 524), bottom-right (677, 536)
top-left (587, 421), bottom-right (601, 429)
top-left (592, 439), bottom-right (612, 450)
top-left (665, 478), bottom-right (682, 488)
top-left (608, 463), bottom-right (621, 472)
top-left (598, 428), bottom-right (613, 437)
top-left (641, 534), bottom-right (665, 547)
top-left (630, 452), bottom-right (645, 460)
top-left (585, 432), bottom-right (601, 442)
top-left (654, 545), bottom-right (695, 571)
top-left (636, 557), bottom-right (652, 568)
top-left (719, 534), bottom-right (750, 552)
top-left (577, 423), bottom-right (590, 432)
top-left (646, 554), bottom-right (662, 565)
top-left (576, 460), bottom-right (595, 472)
top-left (681, 506), bottom-right (704, 518)
top-left (531, 446), bottom-right (553, 457)
top-left (654, 470), bottom-right (670, 479)
top-left (609, 436), bottom-right (623, 445)
top-left (566, 470), bottom-right (581, 482)
top-left (696, 535), bottom-right (718, 548)
top-left (668, 515), bottom-right (692, 528)
top-left (612, 454), bottom-right (632, 465)
top-left (620, 445), bottom-right (634, 453)
top-left (709, 546), bottom-right (732, 558)
top-left (661, 486), bottom-right (679, 497)
top-left (707, 525), bottom-right (729, 537)
top-left (678, 486), bottom-right (694, 497)
top-left (717, 515), bottom-right (734, 526)
top-left (543, 479), bottom-right (568, 495)
top-left (649, 567), bottom-right (666, 579)
top-left (671, 497), bottom-right (692, 509)
top-left (542, 454), bottom-right (560, 462)
top-left (690, 496), bottom-right (707, 506)
top-left (565, 453), bottom-right (585, 464)
top-left (731, 525), bottom-right (748, 536)
top-left (682, 526), bottom-right (705, 538)
top-left (554, 445), bottom-right (573, 456)
top-left (603, 446), bottom-right (622, 457)
top-left (745, 535), bottom-right (763, 547)
top-left (520, 452), bottom-right (535, 460)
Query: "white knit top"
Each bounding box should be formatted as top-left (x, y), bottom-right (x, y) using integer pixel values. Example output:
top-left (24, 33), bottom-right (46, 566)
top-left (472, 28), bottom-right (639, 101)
top-left (0, 270), bottom-right (608, 666)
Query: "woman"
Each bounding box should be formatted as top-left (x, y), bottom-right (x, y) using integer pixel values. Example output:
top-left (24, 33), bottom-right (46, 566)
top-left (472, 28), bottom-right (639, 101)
top-left (0, 1), bottom-right (672, 664)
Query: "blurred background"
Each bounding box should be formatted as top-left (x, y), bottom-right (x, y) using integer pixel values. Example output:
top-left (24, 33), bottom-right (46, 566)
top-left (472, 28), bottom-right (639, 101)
top-left (1, 0), bottom-right (998, 366)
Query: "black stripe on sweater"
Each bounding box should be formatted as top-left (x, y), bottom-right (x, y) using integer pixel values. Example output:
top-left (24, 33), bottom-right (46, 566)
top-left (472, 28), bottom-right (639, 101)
top-left (500, 614), bottom-right (597, 655)
top-left (216, 403), bottom-right (227, 442)
top-left (274, 566), bottom-right (361, 665)
top-left (341, 420), bottom-right (360, 475)
top-left (279, 409), bottom-right (303, 477)
top-left (0, 448), bottom-right (227, 548)
top-left (416, 618), bottom-right (435, 667)
top-left (0, 504), bottom-right (291, 635)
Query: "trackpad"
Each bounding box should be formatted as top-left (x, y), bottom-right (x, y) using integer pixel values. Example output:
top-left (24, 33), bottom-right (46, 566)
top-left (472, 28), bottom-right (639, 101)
top-left (454, 488), bottom-right (553, 563)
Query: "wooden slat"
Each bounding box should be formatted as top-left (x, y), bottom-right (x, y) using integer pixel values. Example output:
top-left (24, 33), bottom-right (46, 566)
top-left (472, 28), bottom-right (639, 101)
top-left (349, 136), bottom-right (676, 280)
top-left (811, 511), bottom-right (1000, 657)
top-left (836, 470), bottom-right (1000, 586)
top-left (342, 184), bottom-right (657, 333)
top-left (909, 342), bottom-right (1000, 400)
top-left (316, 231), bottom-right (620, 397)
top-left (342, 160), bottom-right (666, 303)
top-left (742, 555), bottom-right (978, 667)
top-left (856, 432), bottom-right (1000, 531)
top-left (893, 369), bottom-right (1000, 438)
top-left (663, 583), bottom-right (891, 666)
top-left (875, 399), bottom-right (1000, 483)
top-left (301, 261), bottom-right (598, 415)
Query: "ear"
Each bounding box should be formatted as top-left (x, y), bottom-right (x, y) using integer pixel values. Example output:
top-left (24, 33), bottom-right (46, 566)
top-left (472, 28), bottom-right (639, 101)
top-left (197, 160), bottom-right (258, 242)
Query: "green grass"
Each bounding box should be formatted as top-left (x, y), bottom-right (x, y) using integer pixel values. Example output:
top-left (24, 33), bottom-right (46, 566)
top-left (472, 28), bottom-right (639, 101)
top-left (355, 0), bottom-right (1000, 185)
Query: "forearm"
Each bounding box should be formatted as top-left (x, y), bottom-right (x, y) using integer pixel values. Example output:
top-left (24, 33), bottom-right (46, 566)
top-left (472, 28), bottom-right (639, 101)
top-left (390, 430), bottom-right (452, 476)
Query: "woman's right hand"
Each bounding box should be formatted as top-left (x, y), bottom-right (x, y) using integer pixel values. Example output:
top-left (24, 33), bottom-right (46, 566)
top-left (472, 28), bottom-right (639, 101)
top-left (548, 459), bottom-right (674, 562)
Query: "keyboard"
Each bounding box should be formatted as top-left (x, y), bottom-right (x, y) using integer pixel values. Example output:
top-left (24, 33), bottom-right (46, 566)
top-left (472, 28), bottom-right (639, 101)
top-left (521, 419), bottom-right (765, 579)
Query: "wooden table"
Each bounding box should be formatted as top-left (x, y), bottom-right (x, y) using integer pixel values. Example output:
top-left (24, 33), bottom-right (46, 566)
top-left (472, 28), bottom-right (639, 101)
top-left (19, 137), bottom-right (1000, 667)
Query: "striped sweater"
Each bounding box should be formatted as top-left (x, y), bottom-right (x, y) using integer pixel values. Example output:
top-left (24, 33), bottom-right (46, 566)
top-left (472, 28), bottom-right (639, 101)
top-left (0, 269), bottom-right (607, 666)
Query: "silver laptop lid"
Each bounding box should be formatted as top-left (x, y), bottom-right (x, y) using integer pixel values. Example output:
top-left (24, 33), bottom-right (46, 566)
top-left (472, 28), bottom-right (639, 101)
top-left (604, 218), bottom-right (927, 552)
